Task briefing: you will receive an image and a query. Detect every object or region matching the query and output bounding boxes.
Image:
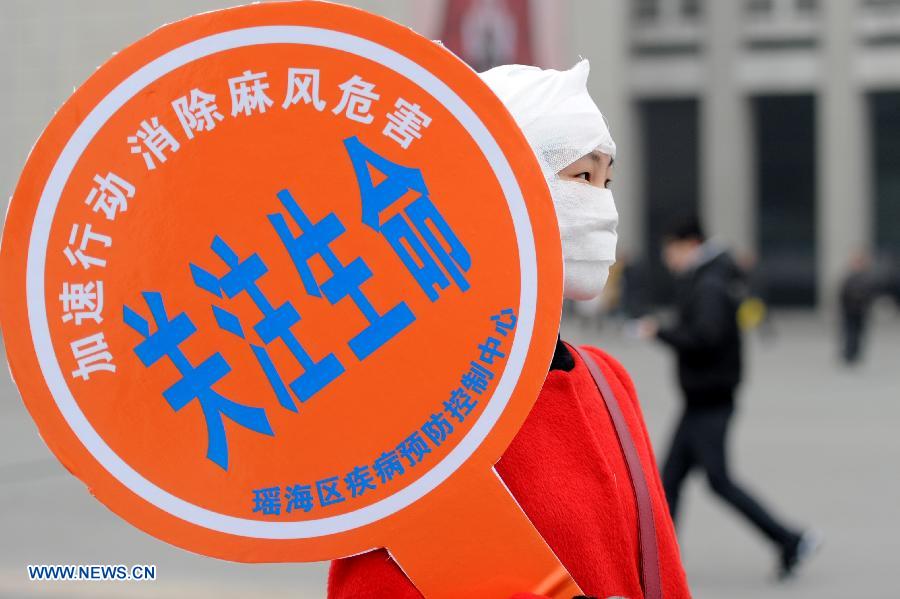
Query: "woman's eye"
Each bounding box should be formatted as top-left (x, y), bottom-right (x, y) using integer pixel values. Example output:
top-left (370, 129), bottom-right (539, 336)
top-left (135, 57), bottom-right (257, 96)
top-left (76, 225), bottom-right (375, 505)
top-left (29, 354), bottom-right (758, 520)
top-left (576, 172), bottom-right (591, 182)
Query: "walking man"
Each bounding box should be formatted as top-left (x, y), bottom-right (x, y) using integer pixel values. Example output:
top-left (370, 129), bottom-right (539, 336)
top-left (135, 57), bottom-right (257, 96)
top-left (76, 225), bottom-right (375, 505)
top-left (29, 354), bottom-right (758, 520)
top-left (638, 219), bottom-right (821, 579)
top-left (839, 251), bottom-right (876, 364)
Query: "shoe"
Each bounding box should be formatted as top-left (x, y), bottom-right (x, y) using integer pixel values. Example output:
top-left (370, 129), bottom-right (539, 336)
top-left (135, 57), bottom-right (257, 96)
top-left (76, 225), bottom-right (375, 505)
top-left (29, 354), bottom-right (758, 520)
top-left (778, 529), bottom-right (824, 580)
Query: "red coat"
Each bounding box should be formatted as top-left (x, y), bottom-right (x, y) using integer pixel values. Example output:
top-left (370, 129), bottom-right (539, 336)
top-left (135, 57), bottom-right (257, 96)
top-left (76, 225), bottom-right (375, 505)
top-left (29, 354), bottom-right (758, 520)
top-left (328, 343), bottom-right (691, 598)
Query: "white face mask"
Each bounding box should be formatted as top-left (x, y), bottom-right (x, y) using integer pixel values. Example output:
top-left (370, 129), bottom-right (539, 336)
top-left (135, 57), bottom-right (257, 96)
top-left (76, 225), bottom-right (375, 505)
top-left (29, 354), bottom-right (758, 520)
top-left (548, 178), bottom-right (619, 301)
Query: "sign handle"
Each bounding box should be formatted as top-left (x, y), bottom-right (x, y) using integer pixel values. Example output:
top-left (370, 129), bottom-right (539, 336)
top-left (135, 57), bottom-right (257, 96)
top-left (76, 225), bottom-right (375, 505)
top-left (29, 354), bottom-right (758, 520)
top-left (388, 469), bottom-right (583, 599)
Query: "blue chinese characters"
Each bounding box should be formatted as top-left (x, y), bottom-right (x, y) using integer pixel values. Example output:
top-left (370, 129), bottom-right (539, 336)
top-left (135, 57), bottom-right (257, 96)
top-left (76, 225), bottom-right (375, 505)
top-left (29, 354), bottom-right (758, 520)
top-left (249, 308), bottom-right (517, 516)
top-left (344, 136), bottom-right (471, 302)
top-left (124, 138), bottom-right (474, 473)
top-left (123, 292), bottom-right (273, 470)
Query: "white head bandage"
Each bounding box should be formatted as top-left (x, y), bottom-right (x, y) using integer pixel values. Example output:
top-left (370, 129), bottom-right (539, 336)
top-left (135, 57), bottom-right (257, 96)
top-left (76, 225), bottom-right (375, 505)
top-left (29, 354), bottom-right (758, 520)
top-left (479, 59), bottom-right (615, 178)
top-left (479, 60), bottom-right (618, 301)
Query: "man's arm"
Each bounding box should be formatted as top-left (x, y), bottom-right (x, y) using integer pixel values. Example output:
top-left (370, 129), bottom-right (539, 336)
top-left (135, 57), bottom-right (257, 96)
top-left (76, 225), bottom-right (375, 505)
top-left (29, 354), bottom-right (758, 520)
top-left (656, 279), bottom-right (732, 352)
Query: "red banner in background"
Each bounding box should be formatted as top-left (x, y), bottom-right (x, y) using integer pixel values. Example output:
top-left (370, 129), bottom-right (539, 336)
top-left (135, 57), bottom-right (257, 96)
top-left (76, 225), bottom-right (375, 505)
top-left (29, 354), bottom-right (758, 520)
top-left (440, 0), bottom-right (534, 72)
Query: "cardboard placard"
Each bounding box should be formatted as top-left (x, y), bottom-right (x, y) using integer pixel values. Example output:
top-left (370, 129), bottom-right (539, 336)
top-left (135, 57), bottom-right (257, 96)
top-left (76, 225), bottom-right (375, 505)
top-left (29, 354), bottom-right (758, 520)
top-left (0, 3), bottom-right (576, 597)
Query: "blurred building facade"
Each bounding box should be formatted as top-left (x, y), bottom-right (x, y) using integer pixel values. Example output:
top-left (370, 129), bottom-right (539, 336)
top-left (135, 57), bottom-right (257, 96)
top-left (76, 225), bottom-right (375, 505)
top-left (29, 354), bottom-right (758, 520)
top-left (411, 0), bottom-right (900, 307)
top-left (622, 0), bottom-right (900, 307)
top-left (4, 0), bottom-right (900, 307)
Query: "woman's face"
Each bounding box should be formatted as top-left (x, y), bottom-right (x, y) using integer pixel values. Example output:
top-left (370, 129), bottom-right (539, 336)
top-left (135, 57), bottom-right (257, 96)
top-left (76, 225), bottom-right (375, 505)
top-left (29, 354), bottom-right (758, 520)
top-left (556, 150), bottom-right (613, 189)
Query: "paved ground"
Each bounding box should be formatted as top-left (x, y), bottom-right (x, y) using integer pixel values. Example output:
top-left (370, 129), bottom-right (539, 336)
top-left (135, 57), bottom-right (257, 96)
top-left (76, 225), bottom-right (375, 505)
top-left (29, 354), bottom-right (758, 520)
top-left (563, 308), bottom-right (900, 599)
top-left (1, 309), bottom-right (898, 598)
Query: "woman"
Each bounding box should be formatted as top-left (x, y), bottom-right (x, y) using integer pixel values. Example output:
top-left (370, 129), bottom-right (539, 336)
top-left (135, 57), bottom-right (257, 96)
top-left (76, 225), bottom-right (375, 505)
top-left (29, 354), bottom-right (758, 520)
top-left (328, 61), bottom-right (690, 599)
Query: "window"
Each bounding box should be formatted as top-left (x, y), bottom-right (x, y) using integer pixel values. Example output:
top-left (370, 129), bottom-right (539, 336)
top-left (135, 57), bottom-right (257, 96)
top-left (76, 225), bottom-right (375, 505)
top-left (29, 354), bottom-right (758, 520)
top-left (634, 0), bottom-right (660, 22)
top-left (869, 92), bottom-right (900, 260)
top-left (745, 0), bottom-right (773, 15)
top-left (864, 0), bottom-right (900, 9)
top-left (639, 99), bottom-right (700, 304)
top-left (682, 0), bottom-right (704, 18)
top-left (753, 95), bottom-right (818, 306)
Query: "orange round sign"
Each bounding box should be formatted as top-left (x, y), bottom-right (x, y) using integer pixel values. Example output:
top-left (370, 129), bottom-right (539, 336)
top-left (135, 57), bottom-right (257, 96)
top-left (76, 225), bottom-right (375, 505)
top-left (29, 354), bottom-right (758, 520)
top-left (0, 0), bottom-right (563, 577)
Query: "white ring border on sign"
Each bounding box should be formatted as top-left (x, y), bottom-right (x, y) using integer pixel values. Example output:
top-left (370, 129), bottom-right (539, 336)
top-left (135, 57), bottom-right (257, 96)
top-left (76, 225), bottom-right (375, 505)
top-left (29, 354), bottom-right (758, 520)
top-left (27, 26), bottom-right (538, 539)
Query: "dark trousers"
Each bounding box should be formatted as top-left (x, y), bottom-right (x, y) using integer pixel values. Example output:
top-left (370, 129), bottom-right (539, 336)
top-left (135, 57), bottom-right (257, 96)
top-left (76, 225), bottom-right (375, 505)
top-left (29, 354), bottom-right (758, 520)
top-left (661, 396), bottom-right (799, 550)
top-left (842, 312), bottom-right (866, 364)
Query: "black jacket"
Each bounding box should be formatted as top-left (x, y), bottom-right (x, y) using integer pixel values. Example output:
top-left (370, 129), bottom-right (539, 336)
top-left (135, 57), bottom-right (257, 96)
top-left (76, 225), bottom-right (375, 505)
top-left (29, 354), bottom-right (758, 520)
top-left (657, 246), bottom-right (743, 406)
top-left (840, 270), bottom-right (875, 319)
